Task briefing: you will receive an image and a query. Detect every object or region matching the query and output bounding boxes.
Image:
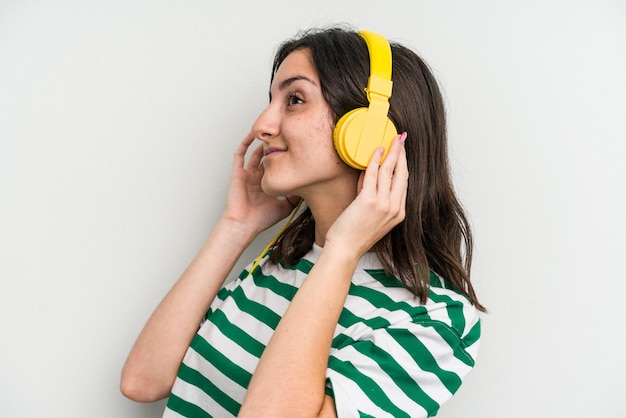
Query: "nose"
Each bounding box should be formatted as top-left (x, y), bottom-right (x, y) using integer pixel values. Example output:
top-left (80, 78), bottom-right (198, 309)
top-left (251, 104), bottom-right (280, 142)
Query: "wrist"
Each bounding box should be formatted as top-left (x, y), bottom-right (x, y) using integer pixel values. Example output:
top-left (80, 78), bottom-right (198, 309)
top-left (213, 217), bottom-right (258, 249)
top-left (319, 240), bottom-right (362, 271)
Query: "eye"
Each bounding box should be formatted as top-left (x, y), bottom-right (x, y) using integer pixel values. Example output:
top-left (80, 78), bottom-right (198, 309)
top-left (286, 92), bottom-right (304, 107)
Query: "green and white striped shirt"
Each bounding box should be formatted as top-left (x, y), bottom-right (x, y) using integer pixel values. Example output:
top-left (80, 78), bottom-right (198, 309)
top-left (163, 244), bottom-right (480, 417)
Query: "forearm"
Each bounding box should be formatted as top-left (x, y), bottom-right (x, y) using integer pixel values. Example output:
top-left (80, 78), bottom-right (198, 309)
top-left (121, 218), bottom-right (257, 402)
top-left (239, 244), bottom-right (359, 417)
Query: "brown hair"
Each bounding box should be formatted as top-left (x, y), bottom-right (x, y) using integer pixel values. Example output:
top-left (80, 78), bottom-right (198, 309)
top-left (267, 27), bottom-right (485, 312)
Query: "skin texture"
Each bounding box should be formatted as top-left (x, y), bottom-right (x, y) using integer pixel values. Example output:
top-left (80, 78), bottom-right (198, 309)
top-left (121, 48), bottom-right (409, 417)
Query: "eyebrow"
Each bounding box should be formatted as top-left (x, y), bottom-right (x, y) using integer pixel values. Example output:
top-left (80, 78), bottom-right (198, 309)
top-left (269, 75), bottom-right (318, 99)
top-left (277, 75), bottom-right (318, 91)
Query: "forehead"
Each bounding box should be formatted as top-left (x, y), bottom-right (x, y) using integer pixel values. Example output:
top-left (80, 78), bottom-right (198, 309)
top-left (271, 49), bottom-right (319, 90)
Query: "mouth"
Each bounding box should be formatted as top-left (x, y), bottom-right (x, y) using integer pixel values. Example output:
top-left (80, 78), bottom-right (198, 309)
top-left (263, 147), bottom-right (287, 158)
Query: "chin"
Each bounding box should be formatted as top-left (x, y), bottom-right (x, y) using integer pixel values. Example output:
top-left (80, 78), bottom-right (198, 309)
top-left (261, 177), bottom-right (291, 197)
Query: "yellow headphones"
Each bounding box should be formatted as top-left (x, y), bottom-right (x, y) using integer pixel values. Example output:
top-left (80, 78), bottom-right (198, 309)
top-left (333, 30), bottom-right (397, 170)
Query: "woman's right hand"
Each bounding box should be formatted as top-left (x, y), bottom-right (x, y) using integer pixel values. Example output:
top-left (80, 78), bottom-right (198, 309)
top-left (221, 132), bottom-right (297, 237)
top-left (122, 132), bottom-right (293, 402)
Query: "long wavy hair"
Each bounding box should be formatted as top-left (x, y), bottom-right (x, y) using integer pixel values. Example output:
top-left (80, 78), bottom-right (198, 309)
top-left (266, 27), bottom-right (485, 311)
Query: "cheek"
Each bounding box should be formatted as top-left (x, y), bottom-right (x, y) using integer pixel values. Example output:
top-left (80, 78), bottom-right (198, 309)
top-left (287, 109), bottom-right (344, 168)
top-left (309, 131), bottom-right (342, 168)
top-left (310, 113), bottom-right (337, 154)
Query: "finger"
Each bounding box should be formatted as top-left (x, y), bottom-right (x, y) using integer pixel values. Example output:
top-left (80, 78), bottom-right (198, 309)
top-left (381, 132), bottom-right (406, 172)
top-left (361, 146), bottom-right (385, 195)
top-left (356, 170), bottom-right (366, 194)
top-left (233, 131), bottom-right (257, 167)
top-left (247, 143), bottom-right (265, 171)
top-left (389, 137), bottom-right (409, 219)
top-left (389, 135), bottom-right (409, 197)
top-left (377, 133), bottom-right (406, 193)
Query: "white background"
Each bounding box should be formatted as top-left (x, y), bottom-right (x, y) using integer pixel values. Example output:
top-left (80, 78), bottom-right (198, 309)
top-left (1, 1), bottom-right (625, 417)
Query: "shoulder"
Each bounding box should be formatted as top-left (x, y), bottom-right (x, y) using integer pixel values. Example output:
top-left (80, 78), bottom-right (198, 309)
top-left (327, 264), bottom-right (481, 416)
top-left (342, 261), bottom-right (481, 363)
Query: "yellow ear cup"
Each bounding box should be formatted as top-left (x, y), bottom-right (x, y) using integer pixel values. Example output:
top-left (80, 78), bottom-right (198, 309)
top-left (333, 30), bottom-right (397, 170)
top-left (334, 107), bottom-right (397, 170)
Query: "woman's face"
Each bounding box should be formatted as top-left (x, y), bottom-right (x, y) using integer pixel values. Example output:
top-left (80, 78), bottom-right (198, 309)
top-left (252, 48), bottom-right (357, 199)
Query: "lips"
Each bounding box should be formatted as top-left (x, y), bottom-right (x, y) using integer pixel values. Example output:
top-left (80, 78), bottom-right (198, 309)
top-left (263, 147), bottom-right (286, 158)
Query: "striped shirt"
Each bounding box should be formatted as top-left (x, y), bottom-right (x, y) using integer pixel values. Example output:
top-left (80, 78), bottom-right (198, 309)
top-left (163, 244), bottom-right (481, 417)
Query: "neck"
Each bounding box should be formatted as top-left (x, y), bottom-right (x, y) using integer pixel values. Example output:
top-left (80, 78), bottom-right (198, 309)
top-left (300, 177), bottom-right (359, 247)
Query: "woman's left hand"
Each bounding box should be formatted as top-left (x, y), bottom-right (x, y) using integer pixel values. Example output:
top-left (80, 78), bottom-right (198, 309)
top-left (325, 132), bottom-right (409, 259)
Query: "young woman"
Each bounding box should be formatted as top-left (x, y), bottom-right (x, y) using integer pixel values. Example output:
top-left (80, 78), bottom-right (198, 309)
top-left (121, 27), bottom-right (485, 417)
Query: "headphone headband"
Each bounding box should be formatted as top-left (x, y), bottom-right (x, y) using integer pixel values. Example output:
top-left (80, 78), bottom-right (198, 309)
top-left (358, 30), bottom-right (393, 89)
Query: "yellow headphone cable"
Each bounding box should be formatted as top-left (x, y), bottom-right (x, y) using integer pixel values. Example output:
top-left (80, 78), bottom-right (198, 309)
top-left (248, 198), bottom-right (304, 276)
